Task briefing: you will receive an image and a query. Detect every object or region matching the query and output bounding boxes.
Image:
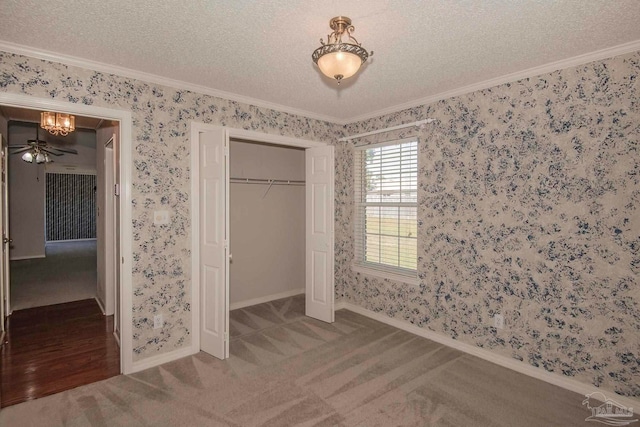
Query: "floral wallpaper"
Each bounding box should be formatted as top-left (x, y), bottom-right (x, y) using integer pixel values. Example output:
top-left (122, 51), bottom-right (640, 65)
top-left (0, 51), bottom-right (340, 361)
top-left (1, 48), bottom-right (638, 399)
top-left (336, 51), bottom-right (640, 397)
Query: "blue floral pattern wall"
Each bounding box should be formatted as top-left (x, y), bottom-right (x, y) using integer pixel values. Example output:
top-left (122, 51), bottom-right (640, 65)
top-left (1, 48), bottom-right (638, 398)
top-left (0, 51), bottom-right (340, 361)
top-left (336, 51), bottom-right (640, 397)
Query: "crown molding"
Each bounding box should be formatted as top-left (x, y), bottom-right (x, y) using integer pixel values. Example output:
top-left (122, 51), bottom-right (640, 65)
top-left (0, 41), bottom-right (340, 125)
top-left (2, 39), bottom-right (639, 126)
top-left (344, 39), bottom-right (640, 124)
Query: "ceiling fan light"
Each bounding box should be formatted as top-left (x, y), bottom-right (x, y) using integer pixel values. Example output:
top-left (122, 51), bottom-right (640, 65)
top-left (35, 152), bottom-right (46, 163)
top-left (22, 151), bottom-right (33, 163)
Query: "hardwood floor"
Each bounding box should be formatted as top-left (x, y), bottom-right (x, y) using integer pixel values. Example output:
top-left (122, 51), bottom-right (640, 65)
top-left (0, 299), bottom-right (120, 408)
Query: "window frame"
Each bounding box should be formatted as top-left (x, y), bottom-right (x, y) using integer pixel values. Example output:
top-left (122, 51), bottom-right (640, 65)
top-left (352, 137), bottom-right (419, 285)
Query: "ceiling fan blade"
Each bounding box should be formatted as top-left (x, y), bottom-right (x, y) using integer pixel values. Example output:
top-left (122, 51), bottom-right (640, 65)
top-left (48, 147), bottom-right (78, 154)
top-left (9, 147), bottom-right (32, 154)
top-left (40, 148), bottom-right (64, 156)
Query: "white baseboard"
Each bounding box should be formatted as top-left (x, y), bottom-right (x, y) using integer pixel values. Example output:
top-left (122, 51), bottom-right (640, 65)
top-left (129, 289), bottom-right (305, 374)
top-left (10, 254), bottom-right (46, 261)
top-left (130, 346), bottom-right (198, 374)
top-left (336, 301), bottom-right (640, 410)
top-left (95, 297), bottom-right (106, 315)
top-left (230, 288), bottom-right (304, 310)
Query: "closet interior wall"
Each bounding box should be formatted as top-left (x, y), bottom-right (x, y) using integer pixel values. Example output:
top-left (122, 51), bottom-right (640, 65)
top-left (229, 140), bottom-right (305, 308)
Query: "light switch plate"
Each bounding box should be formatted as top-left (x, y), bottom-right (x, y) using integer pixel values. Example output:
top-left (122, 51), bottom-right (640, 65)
top-left (154, 210), bottom-right (170, 225)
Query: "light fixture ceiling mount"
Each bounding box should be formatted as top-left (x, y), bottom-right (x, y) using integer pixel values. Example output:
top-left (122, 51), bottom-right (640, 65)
top-left (41, 111), bottom-right (75, 136)
top-left (312, 16), bottom-right (372, 84)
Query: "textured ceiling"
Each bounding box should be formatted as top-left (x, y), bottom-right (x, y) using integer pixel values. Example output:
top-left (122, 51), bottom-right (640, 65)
top-left (1, 1), bottom-right (639, 122)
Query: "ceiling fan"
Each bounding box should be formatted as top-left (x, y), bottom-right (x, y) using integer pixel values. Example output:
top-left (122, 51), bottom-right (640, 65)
top-left (9, 127), bottom-right (78, 163)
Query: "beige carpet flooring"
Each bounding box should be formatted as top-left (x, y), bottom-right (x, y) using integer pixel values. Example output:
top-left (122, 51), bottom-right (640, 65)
top-left (9, 240), bottom-right (97, 311)
top-left (0, 295), bottom-right (604, 426)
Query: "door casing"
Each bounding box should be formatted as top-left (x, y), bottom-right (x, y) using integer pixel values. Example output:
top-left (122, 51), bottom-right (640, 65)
top-left (0, 132), bottom-right (8, 337)
top-left (190, 122), bottom-right (334, 358)
top-left (0, 92), bottom-right (134, 374)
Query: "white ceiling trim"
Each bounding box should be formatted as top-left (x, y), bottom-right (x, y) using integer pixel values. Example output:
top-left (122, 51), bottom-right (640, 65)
top-left (346, 39), bottom-right (640, 124)
top-left (1, 39), bottom-right (639, 126)
top-left (0, 41), bottom-right (339, 124)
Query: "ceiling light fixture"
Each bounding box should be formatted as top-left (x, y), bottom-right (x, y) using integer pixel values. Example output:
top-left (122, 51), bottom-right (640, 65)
top-left (312, 16), bottom-right (372, 85)
top-left (41, 111), bottom-right (75, 136)
top-left (10, 126), bottom-right (78, 164)
top-left (21, 148), bottom-right (51, 164)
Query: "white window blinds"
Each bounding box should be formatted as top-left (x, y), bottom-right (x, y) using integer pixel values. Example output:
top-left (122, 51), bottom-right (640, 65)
top-left (354, 138), bottom-right (418, 277)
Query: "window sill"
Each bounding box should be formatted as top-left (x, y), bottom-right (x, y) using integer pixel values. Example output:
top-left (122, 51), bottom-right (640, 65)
top-left (351, 264), bottom-right (420, 286)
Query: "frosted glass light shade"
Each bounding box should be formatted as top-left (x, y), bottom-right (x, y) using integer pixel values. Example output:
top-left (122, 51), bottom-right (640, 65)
top-left (22, 152), bottom-right (33, 163)
top-left (35, 152), bottom-right (46, 163)
top-left (317, 50), bottom-right (363, 80)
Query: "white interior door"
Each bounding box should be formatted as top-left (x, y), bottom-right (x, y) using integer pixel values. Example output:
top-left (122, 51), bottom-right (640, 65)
top-left (0, 134), bottom-right (8, 328)
top-left (305, 145), bottom-right (335, 323)
top-left (199, 129), bottom-right (228, 359)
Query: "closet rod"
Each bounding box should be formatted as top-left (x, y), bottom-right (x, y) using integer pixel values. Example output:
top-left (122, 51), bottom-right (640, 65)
top-left (338, 118), bottom-right (435, 142)
top-left (230, 177), bottom-right (305, 185)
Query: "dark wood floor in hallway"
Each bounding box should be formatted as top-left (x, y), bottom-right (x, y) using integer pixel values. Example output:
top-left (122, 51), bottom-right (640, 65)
top-left (0, 299), bottom-right (120, 407)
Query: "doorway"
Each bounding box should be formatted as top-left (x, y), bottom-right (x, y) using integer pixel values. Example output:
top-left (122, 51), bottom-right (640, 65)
top-left (0, 108), bottom-right (121, 406)
top-left (1, 112), bottom-right (119, 314)
top-left (190, 124), bottom-right (335, 360)
top-left (7, 120), bottom-right (99, 311)
top-left (0, 94), bottom-right (134, 406)
top-left (0, 92), bottom-right (134, 374)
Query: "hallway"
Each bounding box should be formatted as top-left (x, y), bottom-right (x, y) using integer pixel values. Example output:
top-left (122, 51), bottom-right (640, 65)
top-left (10, 240), bottom-right (97, 311)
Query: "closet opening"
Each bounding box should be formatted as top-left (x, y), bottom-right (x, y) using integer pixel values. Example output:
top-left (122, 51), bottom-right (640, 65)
top-left (192, 124), bottom-right (334, 361)
top-left (227, 139), bottom-right (306, 358)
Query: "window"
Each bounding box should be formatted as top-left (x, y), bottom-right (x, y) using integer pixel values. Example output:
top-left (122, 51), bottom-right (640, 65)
top-left (354, 138), bottom-right (418, 281)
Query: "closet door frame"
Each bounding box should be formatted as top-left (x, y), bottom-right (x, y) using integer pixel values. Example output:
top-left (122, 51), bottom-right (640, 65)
top-left (190, 122), bottom-right (332, 359)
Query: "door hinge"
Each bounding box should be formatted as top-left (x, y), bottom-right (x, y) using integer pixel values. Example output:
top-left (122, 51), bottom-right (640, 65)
top-left (224, 332), bottom-right (229, 342)
top-left (224, 146), bottom-right (229, 156)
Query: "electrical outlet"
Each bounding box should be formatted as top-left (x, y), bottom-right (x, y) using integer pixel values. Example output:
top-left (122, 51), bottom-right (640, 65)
top-left (153, 314), bottom-right (163, 329)
top-left (494, 314), bottom-right (504, 329)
